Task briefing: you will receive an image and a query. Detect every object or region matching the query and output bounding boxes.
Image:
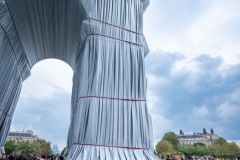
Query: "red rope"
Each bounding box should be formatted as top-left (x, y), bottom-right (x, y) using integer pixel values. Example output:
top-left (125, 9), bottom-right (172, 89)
top-left (71, 96), bottom-right (146, 117)
top-left (73, 143), bottom-right (149, 150)
top-left (87, 17), bottom-right (143, 35)
top-left (78, 96), bottom-right (145, 102)
top-left (87, 34), bottom-right (143, 46)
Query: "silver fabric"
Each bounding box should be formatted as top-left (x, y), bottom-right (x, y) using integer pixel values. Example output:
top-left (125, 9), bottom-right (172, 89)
top-left (0, 0), bottom-right (158, 159)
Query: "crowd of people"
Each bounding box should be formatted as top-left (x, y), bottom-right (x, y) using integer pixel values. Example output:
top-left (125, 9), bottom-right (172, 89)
top-left (0, 154), bottom-right (67, 160)
top-left (157, 153), bottom-right (220, 160)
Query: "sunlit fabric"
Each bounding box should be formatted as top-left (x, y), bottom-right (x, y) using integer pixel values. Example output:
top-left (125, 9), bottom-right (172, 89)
top-left (0, 0), bottom-right (158, 159)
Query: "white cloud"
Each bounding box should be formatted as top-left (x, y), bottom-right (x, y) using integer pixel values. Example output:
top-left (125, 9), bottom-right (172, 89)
top-left (151, 114), bottom-right (173, 142)
top-left (147, 90), bottom-right (160, 111)
top-left (20, 59), bottom-right (73, 100)
top-left (229, 89), bottom-right (240, 103)
top-left (147, 74), bottom-right (167, 90)
top-left (146, 51), bottom-right (240, 141)
top-left (217, 102), bottom-right (240, 120)
top-left (192, 106), bottom-right (209, 118)
top-left (172, 59), bottom-right (198, 74)
top-left (186, 1), bottom-right (240, 64)
top-left (144, 0), bottom-right (240, 65)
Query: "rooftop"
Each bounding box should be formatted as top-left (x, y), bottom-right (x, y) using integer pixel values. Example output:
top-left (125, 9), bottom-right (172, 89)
top-left (8, 130), bottom-right (38, 139)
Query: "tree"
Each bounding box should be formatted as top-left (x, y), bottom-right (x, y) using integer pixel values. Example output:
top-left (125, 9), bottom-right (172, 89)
top-left (162, 132), bottom-right (179, 150)
top-left (4, 139), bottom-right (52, 155)
top-left (193, 142), bottom-right (206, 147)
top-left (34, 139), bottom-right (52, 155)
top-left (155, 140), bottom-right (173, 156)
top-left (4, 140), bottom-right (16, 155)
top-left (203, 128), bottom-right (207, 134)
top-left (210, 128), bottom-right (214, 134)
top-left (210, 137), bottom-right (238, 158)
top-left (180, 130), bottom-right (183, 135)
top-left (212, 137), bottom-right (227, 146)
top-left (179, 145), bottom-right (196, 157)
top-left (227, 142), bottom-right (240, 154)
top-left (195, 145), bottom-right (210, 156)
top-left (18, 141), bottom-right (36, 155)
top-left (180, 145), bottom-right (210, 157)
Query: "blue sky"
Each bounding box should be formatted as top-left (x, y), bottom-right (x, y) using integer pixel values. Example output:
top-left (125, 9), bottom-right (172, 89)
top-left (11, 0), bottom-right (240, 151)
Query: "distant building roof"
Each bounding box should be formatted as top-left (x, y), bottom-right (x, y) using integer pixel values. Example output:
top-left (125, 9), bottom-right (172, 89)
top-left (8, 130), bottom-right (38, 139)
top-left (178, 134), bottom-right (204, 139)
top-left (177, 132), bottom-right (220, 146)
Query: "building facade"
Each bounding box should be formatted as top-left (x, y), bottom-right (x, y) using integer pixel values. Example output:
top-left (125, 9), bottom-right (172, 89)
top-left (6, 130), bottom-right (38, 142)
top-left (52, 145), bottom-right (60, 155)
top-left (177, 132), bottom-right (220, 146)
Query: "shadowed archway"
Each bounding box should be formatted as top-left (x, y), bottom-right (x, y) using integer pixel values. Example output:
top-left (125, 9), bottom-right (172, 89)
top-left (0, 0), bottom-right (158, 159)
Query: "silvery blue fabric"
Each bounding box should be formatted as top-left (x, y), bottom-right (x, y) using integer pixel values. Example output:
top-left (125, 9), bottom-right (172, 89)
top-left (0, 0), bottom-right (158, 159)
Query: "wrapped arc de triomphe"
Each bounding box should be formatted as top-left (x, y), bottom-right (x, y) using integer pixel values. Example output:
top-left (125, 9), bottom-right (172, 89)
top-left (0, 0), bottom-right (159, 159)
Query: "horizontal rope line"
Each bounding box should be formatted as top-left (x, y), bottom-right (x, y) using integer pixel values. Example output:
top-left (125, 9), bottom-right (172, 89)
top-left (87, 17), bottom-right (143, 35)
top-left (70, 96), bottom-right (146, 119)
top-left (78, 96), bottom-right (146, 102)
top-left (73, 143), bottom-right (149, 150)
top-left (87, 34), bottom-right (143, 46)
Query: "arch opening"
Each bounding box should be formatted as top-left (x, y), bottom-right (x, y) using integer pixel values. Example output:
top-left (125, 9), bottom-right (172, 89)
top-left (11, 59), bottom-right (73, 151)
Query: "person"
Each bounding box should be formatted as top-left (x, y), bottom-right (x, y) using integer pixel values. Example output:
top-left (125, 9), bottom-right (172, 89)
top-left (8, 155), bottom-right (15, 160)
top-left (40, 155), bottom-right (46, 160)
top-left (55, 154), bottom-right (60, 160)
top-left (15, 155), bottom-right (30, 160)
top-left (59, 156), bottom-right (64, 160)
top-left (175, 153), bottom-right (180, 160)
top-left (0, 153), bottom-right (7, 160)
top-left (166, 155), bottom-right (170, 160)
top-left (159, 153), bottom-right (162, 159)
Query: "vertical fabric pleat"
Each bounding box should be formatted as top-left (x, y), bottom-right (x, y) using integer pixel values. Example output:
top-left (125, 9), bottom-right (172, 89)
top-left (0, 19), bottom-right (22, 148)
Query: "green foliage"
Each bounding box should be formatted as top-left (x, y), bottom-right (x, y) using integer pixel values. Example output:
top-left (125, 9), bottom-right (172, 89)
top-left (195, 145), bottom-right (211, 156)
top-left (212, 137), bottom-right (227, 146)
top-left (179, 130), bottom-right (184, 135)
top-left (34, 139), bottom-right (52, 155)
top-left (4, 140), bottom-right (16, 155)
top-left (179, 145), bottom-right (210, 157)
top-left (228, 142), bottom-right (240, 153)
top-left (4, 139), bottom-right (52, 155)
top-left (203, 128), bottom-right (207, 134)
top-left (210, 128), bottom-right (214, 134)
top-left (179, 145), bottom-right (196, 157)
top-left (162, 132), bottom-right (179, 150)
top-left (18, 141), bottom-right (36, 155)
top-left (155, 140), bottom-right (173, 156)
top-left (193, 142), bottom-right (206, 147)
top-left (180, 130), bottom-right (183, 135)
top-left (210, 138), bottom-right (240, 158)
top-left (155, 132), bottom-right (240, 158)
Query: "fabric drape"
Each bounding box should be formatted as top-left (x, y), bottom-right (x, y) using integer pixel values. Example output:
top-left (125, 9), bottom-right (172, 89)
top-left (0, 0), bottom-right (158, 159)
